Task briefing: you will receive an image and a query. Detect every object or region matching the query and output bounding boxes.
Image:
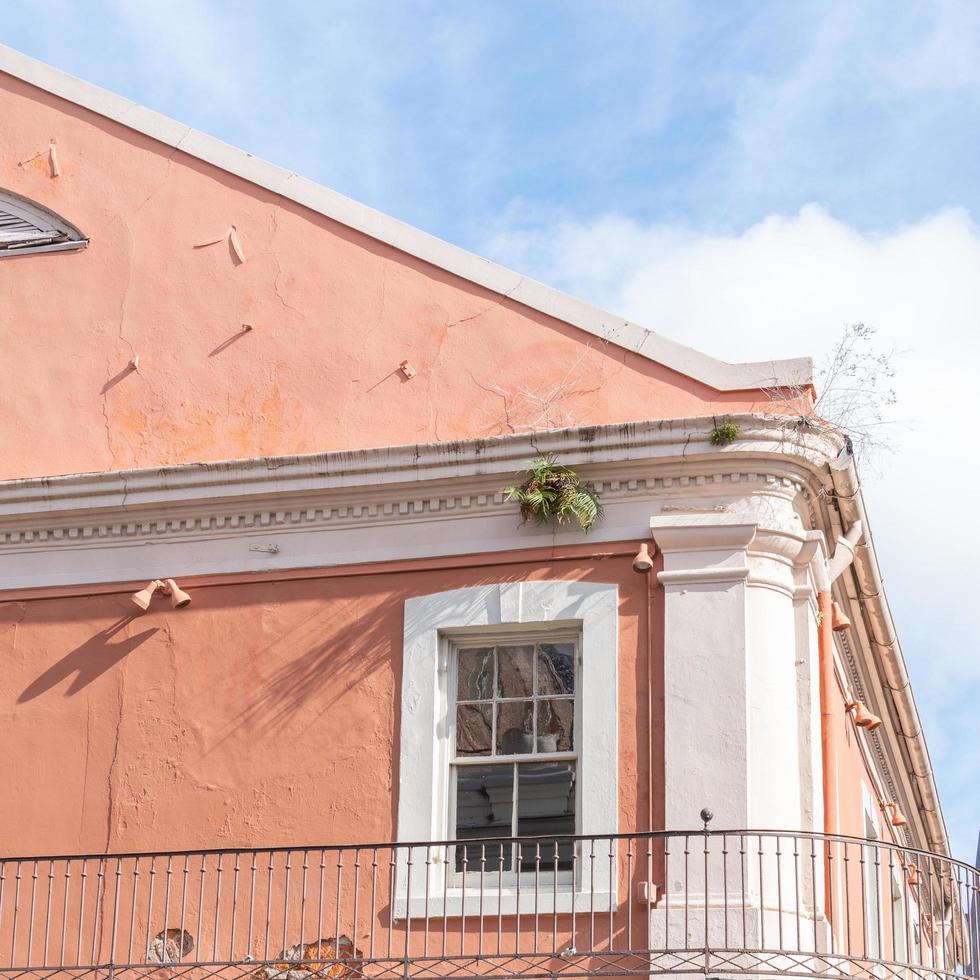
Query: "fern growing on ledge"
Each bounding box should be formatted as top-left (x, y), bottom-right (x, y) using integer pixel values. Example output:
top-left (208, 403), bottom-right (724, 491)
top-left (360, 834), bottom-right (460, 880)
top-left (709, 420), bottom-right (741, 446)
top-left (503, 455), bottom-right (603, 532)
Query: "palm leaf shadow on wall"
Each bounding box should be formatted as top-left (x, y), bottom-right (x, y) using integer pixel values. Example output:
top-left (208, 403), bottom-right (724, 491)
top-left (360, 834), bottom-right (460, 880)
top-left (203, 592), bottom-right (401, 755)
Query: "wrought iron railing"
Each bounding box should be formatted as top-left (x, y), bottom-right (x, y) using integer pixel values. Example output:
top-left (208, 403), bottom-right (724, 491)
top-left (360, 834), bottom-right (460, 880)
top-left (0, 830), bottom-right (977, 979)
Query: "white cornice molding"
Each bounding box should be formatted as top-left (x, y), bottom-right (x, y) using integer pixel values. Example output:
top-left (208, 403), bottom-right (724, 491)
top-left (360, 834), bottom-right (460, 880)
top-left (0, 415), bottom-right (838, 589)
top-left (0, 43), bottom-right (811, 392)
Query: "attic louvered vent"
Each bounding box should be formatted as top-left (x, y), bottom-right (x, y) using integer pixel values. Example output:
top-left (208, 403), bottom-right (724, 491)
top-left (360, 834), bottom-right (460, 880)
top-left (0, 189), bottom-right (87, 256)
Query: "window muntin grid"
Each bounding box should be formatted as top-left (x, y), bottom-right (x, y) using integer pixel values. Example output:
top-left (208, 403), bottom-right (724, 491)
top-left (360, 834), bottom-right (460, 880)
top-left (450, 637), bottom-right (579, 874)
top-left (455, 642), bottom-right (575, 757)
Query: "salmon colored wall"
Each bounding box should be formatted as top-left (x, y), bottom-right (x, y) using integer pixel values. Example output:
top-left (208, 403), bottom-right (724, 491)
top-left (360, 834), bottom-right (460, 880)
top-left (0, 75), bottom-right (800, 482)
top-left (0, 552), bottom-right (656, 858)
top-left (826, 664), bottom-right (919, 958)
top-left (830, 672), bottom-right (897, 846)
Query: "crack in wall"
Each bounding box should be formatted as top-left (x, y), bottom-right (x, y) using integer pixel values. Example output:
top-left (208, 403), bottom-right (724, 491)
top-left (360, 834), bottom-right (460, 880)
top-left (133, 147), bottom-right (179, 214)
top-left (443, 278), bottom-right (525, 330)
top-left (466, 337), bottom-right (608, 436)
top-left (271, 255), bottom-right (307, 318)
top-left (114, 214), bottom-right (137, 354)
top-left (100, 357), bottom-right (119, 467)
top-left (427, 279), bottom-right (527, 441)
top-left (80, 697), bottom-right (94, 848)
top-left (104, 666), bottom-right (126, 852)
top-left (99, 215), bottom-right (169, 470)
top-left (264, 202), bottom-right (307, 320)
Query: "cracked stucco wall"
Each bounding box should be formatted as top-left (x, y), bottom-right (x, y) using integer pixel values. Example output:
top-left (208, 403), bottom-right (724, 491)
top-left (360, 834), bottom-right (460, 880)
top-left (0, 72), bottom-right (806, 483)
top-left (0, 558), bottom-right (647, 857)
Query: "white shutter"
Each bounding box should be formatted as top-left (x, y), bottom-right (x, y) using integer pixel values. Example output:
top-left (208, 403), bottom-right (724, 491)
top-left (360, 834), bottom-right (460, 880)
top-left (0, 190), bottom-right (86, 253)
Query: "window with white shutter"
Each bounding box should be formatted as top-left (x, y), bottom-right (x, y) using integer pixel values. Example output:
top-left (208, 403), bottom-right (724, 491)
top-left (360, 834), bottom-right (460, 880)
top-left (0, 190), bottom-right (87, 256)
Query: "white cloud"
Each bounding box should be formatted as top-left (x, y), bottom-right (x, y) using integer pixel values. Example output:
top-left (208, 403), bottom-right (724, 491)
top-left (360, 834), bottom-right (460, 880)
top-left (484, 204), bottom-right (980, 860)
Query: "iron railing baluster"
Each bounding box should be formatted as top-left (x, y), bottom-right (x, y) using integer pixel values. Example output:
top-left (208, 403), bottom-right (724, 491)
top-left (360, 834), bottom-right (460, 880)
top-left (316, 848), bottom-right (326, 960)
top-left (479, 842), bottom-right (486, 959)
top-left (26, 860), bottom-right (37, 968)
top-left (125, 856), bottom-right (138, 966)
top-left (161, 856), bottom-right (173, 966)
top-left (334, 849), bottom-right (344, 965)
top-left (263, 851), bottom-right (273, 962)
top-left (246, 852), bottom-right (257, 961)
top-left (196, 853), bottom-right (206, 965)
top-left (89, 858), bottom-right (104, 966)
top-left (369, 847), bottom-right (379, 963)
top-left (626, 837), bottom-right (634, 953)
top-left (608, 837), bottom-right (615, 951)
top-left (281, 851), bottom-right (291, 965)
top-left (229, 853), bottom-right (239, 962)
top-left (59, 860), bottom-right (70, 967)
top-left (177, 854), bottom-right (189, 963)
top-left (212, 852), bottom-right (223, 963)
top-left (351, 848), bottom-right (361, 963)
top-left (440, 842), bottom-right (449, 961)
top-left (386, 848), bottom-right (396, 963)
top-left (458, 843), bottom-right (465, 959)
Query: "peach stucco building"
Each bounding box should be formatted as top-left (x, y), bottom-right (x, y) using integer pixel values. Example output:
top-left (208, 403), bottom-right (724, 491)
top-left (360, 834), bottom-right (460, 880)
top-left (0, 44), bottom-right (976, 980)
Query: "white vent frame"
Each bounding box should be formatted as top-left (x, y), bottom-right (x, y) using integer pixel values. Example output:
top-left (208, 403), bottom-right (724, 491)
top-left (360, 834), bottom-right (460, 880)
top-left (0, 189), bottom-right (87, 257)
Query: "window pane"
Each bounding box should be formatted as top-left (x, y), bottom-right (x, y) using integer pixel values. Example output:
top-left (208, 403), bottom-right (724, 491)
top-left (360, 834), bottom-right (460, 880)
top-left (497, 645), bottom-right (534, 698)
top-left (536, 698), bottom-right (574, 751)
top-left (537, 643), bottom-right (575, 696)
top-left (516, 763), bottom-right (576, 871)
top-left (497, 700), bottom-right (534, 755)
top-left (455, 765), bottom-right (513, 871)
top-left (457, 647), bottom-right (496, 700)
top-left (456, 703), bottom-right (492, 756)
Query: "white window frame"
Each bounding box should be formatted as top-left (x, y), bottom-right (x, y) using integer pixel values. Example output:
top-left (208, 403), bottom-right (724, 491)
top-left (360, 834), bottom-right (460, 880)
top-left (396, 581), bottom-right (619, 919)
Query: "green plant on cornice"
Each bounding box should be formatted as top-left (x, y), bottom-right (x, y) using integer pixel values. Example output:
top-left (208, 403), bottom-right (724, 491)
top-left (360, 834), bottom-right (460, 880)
top-left (503, 455), bottom-right (603, 532)
top-left (709, 420), bottom-right (741, 447)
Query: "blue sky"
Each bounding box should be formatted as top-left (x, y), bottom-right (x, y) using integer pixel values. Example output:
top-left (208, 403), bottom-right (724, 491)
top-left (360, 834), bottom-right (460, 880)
top-left (4, 1), bottom-right (979, 863)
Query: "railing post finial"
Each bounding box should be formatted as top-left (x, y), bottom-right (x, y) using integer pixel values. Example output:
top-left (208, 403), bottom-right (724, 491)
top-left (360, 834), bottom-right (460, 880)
top-left (700, 808), bottom-right (714, 831)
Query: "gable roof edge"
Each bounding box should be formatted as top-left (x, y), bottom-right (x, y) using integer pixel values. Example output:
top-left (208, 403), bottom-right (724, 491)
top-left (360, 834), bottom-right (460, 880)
top-left (0, 43), bottom-right (811, 392)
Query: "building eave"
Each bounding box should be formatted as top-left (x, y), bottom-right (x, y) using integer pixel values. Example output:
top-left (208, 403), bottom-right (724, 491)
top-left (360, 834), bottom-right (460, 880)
top-left (0, 43), bottom-right (811, 393)
top-left (827, 456), bottom-right (950, 859)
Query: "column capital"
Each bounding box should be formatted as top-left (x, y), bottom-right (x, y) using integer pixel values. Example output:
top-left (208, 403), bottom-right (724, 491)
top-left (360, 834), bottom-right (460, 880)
top-left (652, 513), bottom-right (818, 594)
top-left (650, 513), bottom-right (758, 552)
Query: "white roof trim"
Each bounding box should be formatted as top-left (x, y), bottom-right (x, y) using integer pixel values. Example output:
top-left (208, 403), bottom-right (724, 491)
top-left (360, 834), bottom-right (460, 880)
top-left (0, 43), bottom-right (810, 392)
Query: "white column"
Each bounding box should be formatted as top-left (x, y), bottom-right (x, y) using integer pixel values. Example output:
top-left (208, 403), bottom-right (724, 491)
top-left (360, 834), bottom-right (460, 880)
top-left (651, 513), bottom-right (758, 832)
top-left (650, 512), bottom-right (829, 962)
top-left (653, 513), bottom-right (818, 834)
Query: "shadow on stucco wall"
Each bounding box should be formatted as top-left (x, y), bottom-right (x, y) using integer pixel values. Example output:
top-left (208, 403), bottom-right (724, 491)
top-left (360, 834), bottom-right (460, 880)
top-left (203, 589), bottom-right (403, 750)
top-left (17, 614), bottom-right (158, 702)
